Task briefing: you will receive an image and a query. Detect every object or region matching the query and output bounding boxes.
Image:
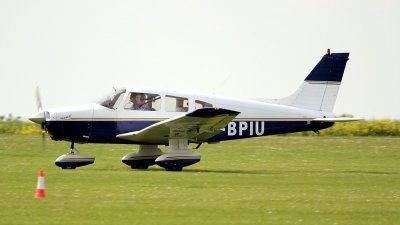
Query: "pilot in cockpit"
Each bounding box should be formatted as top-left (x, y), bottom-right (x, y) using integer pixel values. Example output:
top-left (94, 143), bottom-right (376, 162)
top-left (130, 93), bottom-right (152, 111)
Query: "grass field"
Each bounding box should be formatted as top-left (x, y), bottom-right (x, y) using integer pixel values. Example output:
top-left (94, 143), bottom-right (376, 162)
top-left (0, 135), bottom-right (399, 225)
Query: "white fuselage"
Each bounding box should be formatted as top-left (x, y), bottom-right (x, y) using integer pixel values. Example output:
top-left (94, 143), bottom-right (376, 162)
top-left (40, 87), bottom-right (334, 144)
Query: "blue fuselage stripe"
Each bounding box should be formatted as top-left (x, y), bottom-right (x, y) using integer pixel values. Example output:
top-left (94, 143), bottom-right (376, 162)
top-left (45, 120), bottom-right (334, 144)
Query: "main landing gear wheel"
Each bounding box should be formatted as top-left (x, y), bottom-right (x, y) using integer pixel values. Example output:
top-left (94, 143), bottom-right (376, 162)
top-left (130, 162), bottom-right (149, 170)
top-left (165, 166), bottom-right (183, 172)
top-left (122, 145), bottom-right (162, 170)
top-left (155, 139), bottom-right (201, 172)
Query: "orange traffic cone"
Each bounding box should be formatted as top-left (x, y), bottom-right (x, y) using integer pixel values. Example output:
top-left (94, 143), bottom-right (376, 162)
top-left (35, 169), bottom-right (45, 198)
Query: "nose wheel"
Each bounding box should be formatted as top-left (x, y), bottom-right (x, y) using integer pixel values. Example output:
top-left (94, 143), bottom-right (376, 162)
top-left (54, 141), bottom-right (95, 169)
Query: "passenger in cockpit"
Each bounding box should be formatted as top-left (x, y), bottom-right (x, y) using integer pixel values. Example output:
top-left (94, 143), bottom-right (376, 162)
top-left (131, 93), bottom-right (152, 111)
top-left (176, 98), bottom-right (188, 112)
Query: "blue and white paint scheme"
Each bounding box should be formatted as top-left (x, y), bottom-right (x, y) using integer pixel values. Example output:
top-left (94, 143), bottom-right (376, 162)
top-left (29, 50), bottom-right (358, 171)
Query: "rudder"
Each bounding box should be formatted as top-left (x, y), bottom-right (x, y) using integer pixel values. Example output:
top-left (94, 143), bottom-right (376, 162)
top-left (278, 51), bottom-right (349, 112)
top-left (305, 52), bottom-right (349, 82)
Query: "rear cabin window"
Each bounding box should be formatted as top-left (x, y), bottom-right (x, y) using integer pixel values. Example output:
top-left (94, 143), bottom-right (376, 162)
top-left (124, 92), bottom-right (161, 111)
top-left (195, 100), bottom-right (213, 109)
top-left (165, 96), bottom-right (189, 112)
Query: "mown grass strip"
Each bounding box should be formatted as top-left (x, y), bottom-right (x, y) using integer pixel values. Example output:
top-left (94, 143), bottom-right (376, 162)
top-left (0, 135), bottom-right (399, 225)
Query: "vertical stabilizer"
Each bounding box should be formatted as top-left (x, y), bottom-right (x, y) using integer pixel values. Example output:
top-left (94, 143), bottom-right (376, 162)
top-left (278, 51), bottom-right (349, 112)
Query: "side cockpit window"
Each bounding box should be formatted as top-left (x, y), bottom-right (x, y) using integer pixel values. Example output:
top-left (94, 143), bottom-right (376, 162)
top-left (124, 92), bottom-right (161, 111)
top-left (195, 100), bottom-right (213, 109)
top-left (165, 96), bottom-right (189, 112)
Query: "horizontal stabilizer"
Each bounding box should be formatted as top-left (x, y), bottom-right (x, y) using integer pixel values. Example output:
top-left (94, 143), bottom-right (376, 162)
top-left (313, 117), bottom-right (362, 122)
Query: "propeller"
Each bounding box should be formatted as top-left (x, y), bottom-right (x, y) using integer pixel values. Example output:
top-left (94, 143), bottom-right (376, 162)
top-left (29, 86), bottom-right (47, 147)
top-left (36, 86), bottom-right (43, 112)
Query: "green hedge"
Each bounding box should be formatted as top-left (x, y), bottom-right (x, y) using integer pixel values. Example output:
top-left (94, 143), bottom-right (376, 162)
top-left (0, 120), bottom-right (41, 135)
top-left (287, 120), bottom-right (400, 136)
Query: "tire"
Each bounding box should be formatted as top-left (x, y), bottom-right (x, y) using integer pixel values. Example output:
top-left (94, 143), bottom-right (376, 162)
top-left (131, 164), bottom-right (149, 170)
top-left (165, 166), bottom-right (182, 172)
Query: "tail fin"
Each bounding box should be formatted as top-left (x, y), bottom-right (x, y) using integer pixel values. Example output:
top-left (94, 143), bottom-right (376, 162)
top-left (278, 51), bottom-right (349, 112)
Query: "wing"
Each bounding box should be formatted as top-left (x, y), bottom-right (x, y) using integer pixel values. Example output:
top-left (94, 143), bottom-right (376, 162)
top-left (116, 108), bottom-right (240, 144)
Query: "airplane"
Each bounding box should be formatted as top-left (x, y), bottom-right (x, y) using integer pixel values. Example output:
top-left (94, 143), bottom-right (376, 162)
top-left (29, 50), bottom-right (359, 171)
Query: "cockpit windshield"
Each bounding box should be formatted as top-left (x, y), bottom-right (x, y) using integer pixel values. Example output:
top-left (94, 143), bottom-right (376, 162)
top-left (96, 88), bottom-right (126, 109)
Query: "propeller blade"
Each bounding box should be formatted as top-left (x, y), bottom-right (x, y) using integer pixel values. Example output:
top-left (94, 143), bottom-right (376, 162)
top-left (33, 85), bottom-right (47, 149)
top-left (36, 86), bottom-right (43, 112)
